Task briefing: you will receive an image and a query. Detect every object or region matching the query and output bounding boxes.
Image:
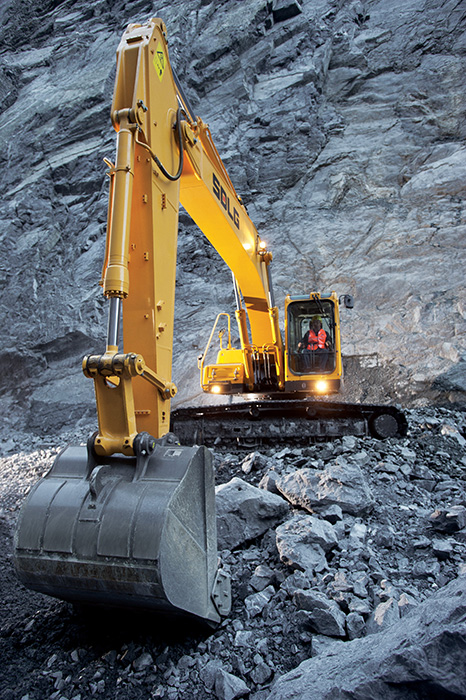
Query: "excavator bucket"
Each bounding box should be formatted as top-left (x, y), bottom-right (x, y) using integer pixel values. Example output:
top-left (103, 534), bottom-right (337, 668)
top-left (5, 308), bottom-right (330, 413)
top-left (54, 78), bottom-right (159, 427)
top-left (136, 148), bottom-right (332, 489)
top-left (14, 441), bottom-right (231, 624)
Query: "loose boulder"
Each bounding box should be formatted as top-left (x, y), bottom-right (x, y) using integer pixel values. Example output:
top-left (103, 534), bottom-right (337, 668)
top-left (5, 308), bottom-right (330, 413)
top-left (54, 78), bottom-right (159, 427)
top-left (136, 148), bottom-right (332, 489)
top-left (275, 513), bottom-right (337, 576)
top-left (266, 576), bottom-right (466, 700)
top-left (276, 458), bottom-right (375, 516)
top-left (293, 589), bottom-right (347, 637)
top-left (216, 477), bottom-right (289, 549)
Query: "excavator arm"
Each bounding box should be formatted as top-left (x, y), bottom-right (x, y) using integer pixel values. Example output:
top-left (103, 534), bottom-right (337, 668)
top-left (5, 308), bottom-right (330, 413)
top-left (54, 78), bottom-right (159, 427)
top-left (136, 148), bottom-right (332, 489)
top-left (13, 19), bottom-right (238, 624)
top-left (87, 18), bottom-right (283, 457)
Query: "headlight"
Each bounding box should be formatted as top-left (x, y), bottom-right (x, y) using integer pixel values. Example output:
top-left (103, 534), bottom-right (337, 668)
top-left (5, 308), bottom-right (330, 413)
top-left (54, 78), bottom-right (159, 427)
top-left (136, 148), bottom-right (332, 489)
top-left (210, 385), bottom-right (221, 394)
top-left (315, 380), bottom-right (328, 393)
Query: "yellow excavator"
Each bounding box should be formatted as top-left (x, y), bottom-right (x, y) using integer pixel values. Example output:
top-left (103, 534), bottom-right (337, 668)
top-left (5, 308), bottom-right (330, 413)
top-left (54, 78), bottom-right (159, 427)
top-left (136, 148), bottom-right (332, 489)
top-left (14, 18), bottom-right (406, 623)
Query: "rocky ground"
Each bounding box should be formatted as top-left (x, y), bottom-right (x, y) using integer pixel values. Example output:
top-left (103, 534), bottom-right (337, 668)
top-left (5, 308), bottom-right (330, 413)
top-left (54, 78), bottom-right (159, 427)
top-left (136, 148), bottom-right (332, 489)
top-left (1, 405), bottom-right (465, 700)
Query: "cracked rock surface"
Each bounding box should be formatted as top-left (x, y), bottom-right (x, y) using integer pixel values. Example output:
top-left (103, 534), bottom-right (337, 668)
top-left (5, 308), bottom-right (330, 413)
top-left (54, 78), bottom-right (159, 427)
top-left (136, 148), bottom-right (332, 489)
top-left (0, 0), bottom-right (465, 428)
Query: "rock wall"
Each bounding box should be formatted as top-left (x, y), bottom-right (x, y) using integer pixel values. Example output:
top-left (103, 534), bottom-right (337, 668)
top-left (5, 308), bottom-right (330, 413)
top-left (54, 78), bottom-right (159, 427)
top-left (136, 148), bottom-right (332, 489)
top-left (0, 0), bottom-right (465, 435)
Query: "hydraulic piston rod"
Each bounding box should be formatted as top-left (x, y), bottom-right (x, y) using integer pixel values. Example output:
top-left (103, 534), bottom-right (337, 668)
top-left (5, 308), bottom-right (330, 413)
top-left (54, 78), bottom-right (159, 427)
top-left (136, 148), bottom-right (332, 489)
top-left (107, 296), bottom-right (122, 350)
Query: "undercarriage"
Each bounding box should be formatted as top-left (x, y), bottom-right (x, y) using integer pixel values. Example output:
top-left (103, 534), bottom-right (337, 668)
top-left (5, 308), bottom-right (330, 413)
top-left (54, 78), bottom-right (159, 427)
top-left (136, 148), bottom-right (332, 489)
top-left (171, 399), bottom-right (408, 448)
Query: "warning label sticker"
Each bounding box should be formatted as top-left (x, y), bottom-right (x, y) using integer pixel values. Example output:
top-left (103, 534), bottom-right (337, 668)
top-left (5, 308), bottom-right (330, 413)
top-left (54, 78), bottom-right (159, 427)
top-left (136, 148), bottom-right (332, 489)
top-left (153, 42), bottom-right (166, 82)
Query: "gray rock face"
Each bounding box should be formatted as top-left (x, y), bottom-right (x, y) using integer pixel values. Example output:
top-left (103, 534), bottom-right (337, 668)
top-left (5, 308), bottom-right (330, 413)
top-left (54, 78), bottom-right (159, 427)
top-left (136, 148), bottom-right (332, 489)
top-left (216, 477), bottom-right (289, 549)
top-left (0, 0), bottom-right (464, 436)
top-left (266, 575), bottom-right (466, 700)
top-left (276, 460), bottom-right (375, 516)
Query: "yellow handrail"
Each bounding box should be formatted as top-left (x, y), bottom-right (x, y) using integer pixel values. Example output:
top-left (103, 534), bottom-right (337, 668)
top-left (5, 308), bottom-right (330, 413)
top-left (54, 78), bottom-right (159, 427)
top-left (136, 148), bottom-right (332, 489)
top-left (198, 312), bottom-right (232, 375)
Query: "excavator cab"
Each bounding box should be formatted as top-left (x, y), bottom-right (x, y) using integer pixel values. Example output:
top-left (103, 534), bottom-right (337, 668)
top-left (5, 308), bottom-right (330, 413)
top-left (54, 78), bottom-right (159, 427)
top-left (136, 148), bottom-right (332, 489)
top-left (198, 292), bottom-right (345, 397)
top-left (284, 293), bottom-right (343, 394)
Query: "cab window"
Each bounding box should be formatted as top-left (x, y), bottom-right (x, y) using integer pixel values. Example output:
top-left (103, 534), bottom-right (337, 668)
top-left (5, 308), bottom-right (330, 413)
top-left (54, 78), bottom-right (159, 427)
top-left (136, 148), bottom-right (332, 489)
top-left (287, 299), bottom-right (336, 375)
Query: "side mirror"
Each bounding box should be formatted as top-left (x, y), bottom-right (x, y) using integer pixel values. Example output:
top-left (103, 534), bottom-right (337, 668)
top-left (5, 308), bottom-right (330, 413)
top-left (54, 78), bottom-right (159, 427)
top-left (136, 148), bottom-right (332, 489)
top-left (340, 294), bottom-right (354, 309)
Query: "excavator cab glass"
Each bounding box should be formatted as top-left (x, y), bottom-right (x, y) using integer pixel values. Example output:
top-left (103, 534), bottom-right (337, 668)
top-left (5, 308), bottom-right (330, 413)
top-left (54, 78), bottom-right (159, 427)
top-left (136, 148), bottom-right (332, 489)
top-left (287, 298), bottom-right (336, 375)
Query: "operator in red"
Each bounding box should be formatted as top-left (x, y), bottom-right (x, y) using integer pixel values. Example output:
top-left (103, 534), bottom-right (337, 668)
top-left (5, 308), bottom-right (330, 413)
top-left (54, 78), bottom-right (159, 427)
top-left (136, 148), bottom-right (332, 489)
top-left (298, 315), bottom-right (329, 370)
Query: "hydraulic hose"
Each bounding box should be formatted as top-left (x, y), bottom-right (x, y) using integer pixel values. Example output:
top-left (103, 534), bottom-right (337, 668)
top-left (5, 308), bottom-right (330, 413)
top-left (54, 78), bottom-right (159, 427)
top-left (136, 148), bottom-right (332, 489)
top-left (136, 107), bottom-right (184, 182)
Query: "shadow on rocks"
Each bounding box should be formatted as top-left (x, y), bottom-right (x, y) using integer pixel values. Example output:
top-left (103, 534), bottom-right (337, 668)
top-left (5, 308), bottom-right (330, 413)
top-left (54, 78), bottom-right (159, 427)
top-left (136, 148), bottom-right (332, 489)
top-left (70, 604), bottom-right (216, 648)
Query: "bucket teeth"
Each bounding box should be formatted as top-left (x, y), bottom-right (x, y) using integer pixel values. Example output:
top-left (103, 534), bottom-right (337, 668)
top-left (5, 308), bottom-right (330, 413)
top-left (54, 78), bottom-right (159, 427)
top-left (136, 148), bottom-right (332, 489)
top-left (212, 568), bottom-right (232, 617)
